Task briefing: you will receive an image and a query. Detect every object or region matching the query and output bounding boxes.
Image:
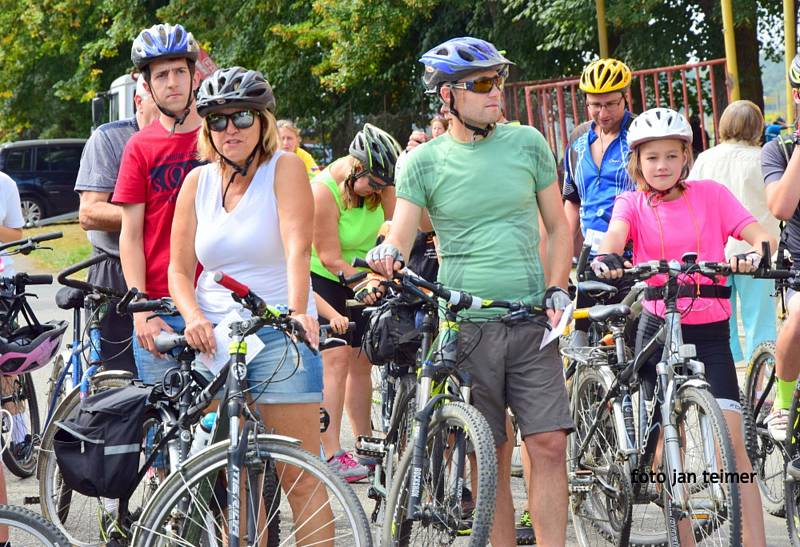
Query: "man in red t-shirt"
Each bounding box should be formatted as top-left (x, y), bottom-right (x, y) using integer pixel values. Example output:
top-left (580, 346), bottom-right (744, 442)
top-left (113, 23), bottom-right (203, 383)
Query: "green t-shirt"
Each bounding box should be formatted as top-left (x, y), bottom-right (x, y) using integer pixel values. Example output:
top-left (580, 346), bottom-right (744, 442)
top-left (397, 123), bottom-right (556, 317)
top-left (310, 169), bottom-right (385, 282)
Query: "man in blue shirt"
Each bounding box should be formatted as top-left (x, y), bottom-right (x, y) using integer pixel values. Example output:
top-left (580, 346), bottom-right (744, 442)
top-left (563, 58), bottom-right (636, 341)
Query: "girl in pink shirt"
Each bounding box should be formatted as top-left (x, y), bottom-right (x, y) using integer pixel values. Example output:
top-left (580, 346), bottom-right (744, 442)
top-left (592, 108), bottom-right (773, 546)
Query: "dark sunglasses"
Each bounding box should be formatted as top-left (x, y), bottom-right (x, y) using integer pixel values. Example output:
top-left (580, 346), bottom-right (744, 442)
top-left (206, 110), bottom-right (258, 132)
top-left (449, 74), bottom-right (505, 94)
top-left (353, 169), bottom-right (391, 190)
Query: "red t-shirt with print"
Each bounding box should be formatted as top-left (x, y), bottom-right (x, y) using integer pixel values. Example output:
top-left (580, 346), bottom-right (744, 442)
top-left (113, 120), bottom-right (202, 298)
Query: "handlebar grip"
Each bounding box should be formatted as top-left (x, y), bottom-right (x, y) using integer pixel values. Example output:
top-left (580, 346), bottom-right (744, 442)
top-left (351, 257), bottom-right (371, 270)
top-left (338, 271), bottom-right (368, 286)
top-left (320, 321), bottom-right (357, 335)
top-left (213, 271), bottom-right (250, 298)
top-left (127, 299), bottom-right (170, 313)
top-left (17, 273), bottom-right (53, 286)
top-left (30, 231), bottom-right (63, 243)
top-left (576, 244), bottom-right (591, 281)
top-left (154, 332), bottom-right (187, 353)
top-left (116, 288), bottom-right (141, 315)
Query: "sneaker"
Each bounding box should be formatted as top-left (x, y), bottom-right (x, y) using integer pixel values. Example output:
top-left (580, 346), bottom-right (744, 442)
top-left (516, 526), bottom-right (535, 545)
top-left (520, 509), bottom-right (532, 528)
top-left (356, 453), bottom-right (380, 471)
top-left (327, 450), bottom-right (368, 483)
top-left (765, 408), bottom-right (790, 442)
top-left (789, 456), bottom-right (800, 480)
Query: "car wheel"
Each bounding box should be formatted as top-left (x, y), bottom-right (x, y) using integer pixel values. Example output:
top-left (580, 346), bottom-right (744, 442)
top-left (20, 196), bottom-right (44, 227)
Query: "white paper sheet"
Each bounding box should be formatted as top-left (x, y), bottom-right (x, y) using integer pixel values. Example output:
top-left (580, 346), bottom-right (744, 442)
top-left (198, 310), bottom-right (265, 374)
top-left (539, 304), bottom-right (574, 350)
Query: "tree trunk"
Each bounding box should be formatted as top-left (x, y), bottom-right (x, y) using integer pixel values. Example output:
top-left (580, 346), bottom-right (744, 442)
top-left (733, 4), bottom-right (764, 112)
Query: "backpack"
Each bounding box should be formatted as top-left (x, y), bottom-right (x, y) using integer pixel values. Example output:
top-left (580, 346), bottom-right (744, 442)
top-left (53, 385), bottom-right (152, 500)
top-left (363, 297), bottom-right (422, 367)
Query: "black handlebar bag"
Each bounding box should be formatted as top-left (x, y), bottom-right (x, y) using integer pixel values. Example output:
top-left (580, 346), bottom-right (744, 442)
top-left (53, 385), bottom-right (152, 500)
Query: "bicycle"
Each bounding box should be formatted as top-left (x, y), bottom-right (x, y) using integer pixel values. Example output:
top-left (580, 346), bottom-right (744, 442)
top-left (0, 231), bottom-right (68, 478)
top-left (348, 259), bottom-right (550, 546)
top-left (565, 253), bottom-right (749, 547)
top-left (131, 271), bottom-right (372, 546)
top-left (0, 504), bottom-right (70, 546)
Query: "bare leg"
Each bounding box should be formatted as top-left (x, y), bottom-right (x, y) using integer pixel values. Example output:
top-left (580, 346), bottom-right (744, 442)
top-left (343, 348), bottom-right (372, 440)
top-left (526, 430), bottom-right (568, 546)
top-left (319, 346), bottom-right (350, 459)
top-left (725, 411), bottom-right (766, 547)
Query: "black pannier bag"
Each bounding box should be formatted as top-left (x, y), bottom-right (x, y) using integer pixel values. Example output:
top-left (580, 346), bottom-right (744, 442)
top-left (53, 385), bottom-right (152, 500)
top-left (363, 297), bottom-right (422, 367)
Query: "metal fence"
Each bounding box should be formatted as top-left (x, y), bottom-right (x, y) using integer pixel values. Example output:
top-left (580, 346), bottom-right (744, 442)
top-left (504, 58), bottom-right (730, 160)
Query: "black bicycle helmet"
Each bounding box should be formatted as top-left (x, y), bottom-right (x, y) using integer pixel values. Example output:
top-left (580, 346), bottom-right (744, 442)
top-left (196, 67), bottom-right (276, 117)
top-left (349, 124), bottom-right (402, 185)
top-left (131, 23), bottom-right (199, 70)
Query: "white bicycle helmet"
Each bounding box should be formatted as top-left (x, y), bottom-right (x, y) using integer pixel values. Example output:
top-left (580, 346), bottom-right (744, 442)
top-left (627, 107), bottom-right (693, 150)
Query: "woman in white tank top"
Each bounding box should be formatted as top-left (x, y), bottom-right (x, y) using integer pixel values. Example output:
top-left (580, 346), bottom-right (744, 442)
top-left (167, 69), bottom-right (330, 534)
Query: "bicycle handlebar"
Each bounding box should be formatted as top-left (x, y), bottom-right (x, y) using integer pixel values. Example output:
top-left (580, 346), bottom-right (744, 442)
top-left (0, 231), bottom-right (62, 254)
top-left (16, 273), bottom-right (52, 286)
top-left (57, 253), bottom-right (125, 298)
top-left (351, 257), bottom-right (543, 314)
top-left (213, 272), bottom-right (249, 298)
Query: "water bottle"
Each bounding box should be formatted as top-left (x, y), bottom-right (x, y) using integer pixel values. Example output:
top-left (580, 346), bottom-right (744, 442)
top-left (190, 412), bottom-right (217, 456)
top-left (621, 394), bottom-right (635, 448)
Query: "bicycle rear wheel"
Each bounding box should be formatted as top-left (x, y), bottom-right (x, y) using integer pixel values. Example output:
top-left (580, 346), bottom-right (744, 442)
top-left (0, 504), bottom-right (70, 546)
top-left (133, 435), bottom-right (371, 546)
top-left (2, 372), bottom-right (41, 478)
top-left (568, 366), bottom-right (632, 547)
top-left (784, 385), bottom-right (800, 546)
top-left (38, 371), bottom-right (153, 546)
top-left (382, 401), bottom-right (497, 547)
top-left (662, 386), bottom-right (741, 546)
top-left (743, 341), bottom-right (786, 516)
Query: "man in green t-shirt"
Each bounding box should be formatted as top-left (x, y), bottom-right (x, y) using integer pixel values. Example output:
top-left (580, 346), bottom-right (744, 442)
top-left (367, 37), bottom-right (573, 546)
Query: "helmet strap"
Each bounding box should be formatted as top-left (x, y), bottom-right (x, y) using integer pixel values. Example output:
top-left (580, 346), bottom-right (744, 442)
top-left (210, 122), bottom-right (262, 209)
top-left (144, 62), bottom-right (196, 136)
top-left (447, 89), bottom-right (493, 140)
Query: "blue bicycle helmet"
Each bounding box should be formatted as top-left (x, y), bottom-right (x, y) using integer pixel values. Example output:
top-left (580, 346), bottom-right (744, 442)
top-left (419, 37), bottom-right (514, 93)
top-left (131, 23), bottom-right (199, 70)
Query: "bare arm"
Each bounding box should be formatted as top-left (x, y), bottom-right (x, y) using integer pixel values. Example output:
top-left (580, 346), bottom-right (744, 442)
top-left (538, 182), bottom-right (571, 290)
top-left (119, 203), bottom-right (147, 293)
top-left (738, 222), bottom-right (778, 260)
top-left (78, 191), bottom-right (122, 232)
top-left (277, 153), bottom-right (319, 347)
top-left (381, 185), bottom-right (397, 220)
top-left (597, 220), bottom-right (630, 255)
top-left (766, 146), bottom-right (800, 220)
top-left (168, 169), bottom-right (202, 325)
top-left (0, 226), bottom-right (22, 243)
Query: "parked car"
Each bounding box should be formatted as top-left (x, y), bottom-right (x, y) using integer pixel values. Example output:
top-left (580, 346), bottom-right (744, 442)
top-left (0, 138), bottom-right (86, 226)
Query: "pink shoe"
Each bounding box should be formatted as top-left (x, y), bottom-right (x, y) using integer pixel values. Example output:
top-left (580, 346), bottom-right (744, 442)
top-left (326, 450), bottom-right (368, 482)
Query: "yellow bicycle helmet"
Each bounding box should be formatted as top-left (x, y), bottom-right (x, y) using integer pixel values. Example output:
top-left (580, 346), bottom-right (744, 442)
top-left (579, 58), bottom-right (632, 94)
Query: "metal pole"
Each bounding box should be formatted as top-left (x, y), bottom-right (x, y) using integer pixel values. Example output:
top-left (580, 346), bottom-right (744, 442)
top-left (720, 0), bottom-right (740, 101)
top-left (785, 0), bottom-right (796, 123)
top-left (595, 0), bottom-right (609, 58)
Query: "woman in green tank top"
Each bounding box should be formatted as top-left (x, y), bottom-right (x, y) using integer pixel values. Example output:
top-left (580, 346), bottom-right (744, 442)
top-left (310, 124), bottom-right (401, 478)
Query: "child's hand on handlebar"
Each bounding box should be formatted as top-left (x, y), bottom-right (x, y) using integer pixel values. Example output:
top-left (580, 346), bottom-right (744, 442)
top-left (354, 274), bottom-right (386, 305)
top-left (590, 253), bottom-right (632, 280)
top-left (730, 252), bottom-right (761, 273)
top-left (329, 314), bottom-right (350, 335)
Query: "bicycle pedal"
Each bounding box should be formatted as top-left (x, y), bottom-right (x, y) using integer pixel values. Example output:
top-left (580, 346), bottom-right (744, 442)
top-left (23, 496), bottom-right (39, 505)
top-left (356, 436), bottom-right (385, 459)
top-left (569, 470), bottom-right (594, 493)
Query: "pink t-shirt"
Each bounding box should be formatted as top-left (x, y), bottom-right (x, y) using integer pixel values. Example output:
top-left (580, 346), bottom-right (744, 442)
top-left (611, 180), bottom-right (755, 324)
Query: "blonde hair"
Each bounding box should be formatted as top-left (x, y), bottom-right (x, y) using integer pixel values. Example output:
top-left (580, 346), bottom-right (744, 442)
top-left (198, 108), bottom-right (279, 166)
top-left (718, 100), bottom-right (764, 146)
top-left (277, 119), bottom-right (301, 140)
top-left (627, 140), bottom-right (694, 193)
top-left (340, 159), bottom-right (382, 211)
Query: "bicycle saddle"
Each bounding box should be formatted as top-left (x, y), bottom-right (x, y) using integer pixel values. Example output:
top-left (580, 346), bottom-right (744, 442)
top-left (55, 286), bottom-right (84, 310)
top-left (588, 304), bottom-right (631, 323)
top-left (577, 280), bottom-right (618, 297)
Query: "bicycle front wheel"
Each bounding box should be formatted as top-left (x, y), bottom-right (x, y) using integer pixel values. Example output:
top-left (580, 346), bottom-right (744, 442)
top-left (382, 401), bottom-right (497, 547)
top-left (2, 372), bottom-right (41, 478)
top-left (784, 385), bottom-right (800, 546)
top-left (133, 435), bottom-right (372, 547)
top-left (662, 386), bottom-right (741, 546)
top-left (0, 503), bottom-right (70, 546)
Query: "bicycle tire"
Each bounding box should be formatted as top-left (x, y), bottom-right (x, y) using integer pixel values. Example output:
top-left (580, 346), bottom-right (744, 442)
top-left (0, 503), bottom-right (70, 546)
top-left (132, 435), bottom-right (372, 546)
top-left (785, 385), bottom-right (800, 546)
top-left (38, 371), bottom-right (139, 546)
top-left (568, 366), bottom-right (632, 547)
top-left (662, 386), bottom-right (742, 546)
top-left (2, 372), bottom-right (41, 478)
top-left (382, 401), bottom-right (497, 547)
top-left (743, 340), bottom-right (786, 516)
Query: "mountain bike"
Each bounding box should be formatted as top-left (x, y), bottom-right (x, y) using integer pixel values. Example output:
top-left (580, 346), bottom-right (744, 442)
top-left (131, 272), bottom-right (372, 546)
top-left (566, 253), bottom-right (749, 547)
top-left (0, 231), bottom-right (68, 478)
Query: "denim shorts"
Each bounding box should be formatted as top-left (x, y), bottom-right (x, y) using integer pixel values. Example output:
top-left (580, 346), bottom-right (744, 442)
top-left (132, 315), bottom-right (186, 385)
top-left (194, 326), bottom-right (323, 405)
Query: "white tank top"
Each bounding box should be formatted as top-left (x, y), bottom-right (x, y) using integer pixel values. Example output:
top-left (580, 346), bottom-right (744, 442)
top-left (194, 150), bottom-right (317, 323)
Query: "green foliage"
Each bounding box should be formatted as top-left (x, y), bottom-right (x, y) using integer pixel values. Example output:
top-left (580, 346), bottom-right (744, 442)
top-left (0, 0), bottom-right (777, 149)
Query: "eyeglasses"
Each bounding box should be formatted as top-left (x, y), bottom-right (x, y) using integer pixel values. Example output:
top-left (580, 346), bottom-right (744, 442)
top-left (206, 111), bottom-right (258, 132)
top-left (353, 169), bottom-right (390, 190)
top-left (586, 96), bottom-right (625, 112)
top-left (449, 74), bottom-right (506, 94)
